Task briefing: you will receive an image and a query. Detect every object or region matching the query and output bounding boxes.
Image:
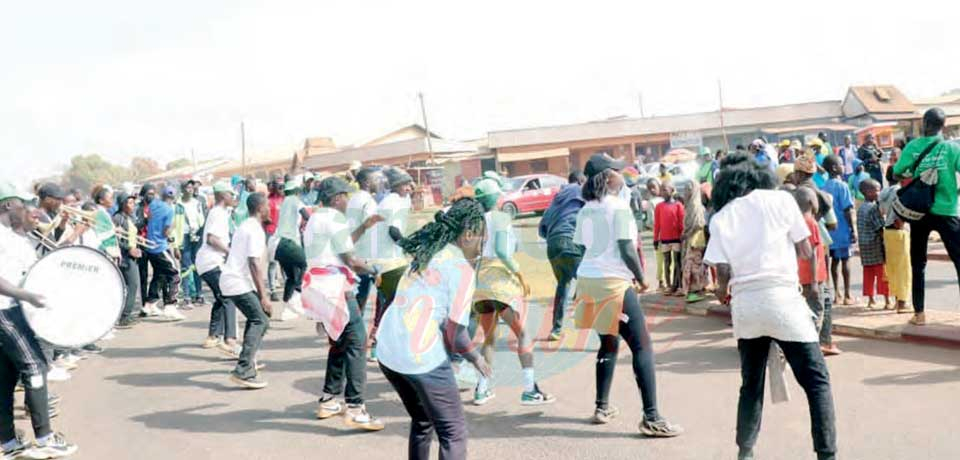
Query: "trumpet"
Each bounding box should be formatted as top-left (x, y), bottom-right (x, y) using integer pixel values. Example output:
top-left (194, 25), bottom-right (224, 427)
top-left (60, 206), bottom-right (97, 226)
top-left (115, 228), bottom-right (158, 250)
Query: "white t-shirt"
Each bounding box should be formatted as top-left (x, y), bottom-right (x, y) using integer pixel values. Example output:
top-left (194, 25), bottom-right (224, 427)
top-left (375, 245), bottom-right (475, 375)
top-left (574, 195), bottom-right (637, 280)
top-left (481, 210), bottom-right (518, 259)
top-left (219, 218), bottom-right (266, 297)
top-left (346, 190), bottom-right (377, 259)
top-left (371, 192), bottom-right (411, 263)
top-left (304, 207), bottom-right (354, 268)
top-left (0, 225), bottom-right (38, 310)
top-left (704, 189), bottom-right (818, 342)
top-left (195, 206), bottom-right (231, 275)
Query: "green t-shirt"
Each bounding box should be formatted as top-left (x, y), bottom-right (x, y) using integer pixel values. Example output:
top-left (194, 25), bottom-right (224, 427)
top-left (892, 135), bottom-right (960, 217)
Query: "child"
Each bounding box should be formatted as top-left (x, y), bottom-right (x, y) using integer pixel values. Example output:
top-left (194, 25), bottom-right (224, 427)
top-left (646, 179), bottom-right (667, 290)
top-left (847, 159), bottom-right (869, 203)
top-left (680, 180), bottom-right (707, 303)
top-left (856, 179), bottom-right (889, 309)
top-left (793, 187), bottom-right (836, 355)
top-left (653, 182), bottom-right (684, 296)
top-left (878, 182), bottom-right (911, 314)
top-left (821, 154), bottom-right (857, 305)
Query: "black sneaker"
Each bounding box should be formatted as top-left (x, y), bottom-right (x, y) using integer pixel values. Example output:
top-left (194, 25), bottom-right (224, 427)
top-left (116, 317), bottom-right (141, 329)
top-left (27, 432), bottom-right (78, 458)
top-left (270, 292), bottom-right (281, 302)
top-left (80, 344), bottom-right (103, 355)
top-left (738, 448), bottom-right (756, 460)
top-left (192, 297), bottom-right (207, 306)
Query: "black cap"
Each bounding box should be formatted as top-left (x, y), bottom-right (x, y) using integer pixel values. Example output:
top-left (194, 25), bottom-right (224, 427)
top-left (385, 167), bottom-right (414, 189)
top-left (38, 183), bottom-right (65, 200)
top-left (318, 176), bottom-right (353, 201)
top-left (584, 153), bottom-right (626, 178)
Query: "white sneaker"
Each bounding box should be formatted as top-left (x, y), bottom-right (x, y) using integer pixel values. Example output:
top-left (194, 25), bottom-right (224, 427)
top-left (142, 301), bottom-right (161, 317)
top-left (47, 366), bottom-right (72, 382)
top-left (162, 304), bottom-right (185, 321)
top-left (279, 308), bottom-right (299, 322)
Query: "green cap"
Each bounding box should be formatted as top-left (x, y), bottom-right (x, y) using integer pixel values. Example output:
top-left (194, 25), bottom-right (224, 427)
top-left (473, 178), bottom-right (502, 209)
top-left (212, 180), bottom-right (234, 194)
top-left (0, 181), bottom-right (35, 203)
top-left (700, 146), bottom-right (711, 157)
top-left (284, 175), bottom-right (303, 192)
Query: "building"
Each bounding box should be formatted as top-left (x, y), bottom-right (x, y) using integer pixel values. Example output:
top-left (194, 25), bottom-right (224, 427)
top-left (841, 85), bottom-right (920, 148)
top-left (914, 91), bottom-right (960, 139)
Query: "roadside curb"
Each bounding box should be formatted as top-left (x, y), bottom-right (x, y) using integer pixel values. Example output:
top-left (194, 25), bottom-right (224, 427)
top-left (641, 293), bottom-right (960, 349)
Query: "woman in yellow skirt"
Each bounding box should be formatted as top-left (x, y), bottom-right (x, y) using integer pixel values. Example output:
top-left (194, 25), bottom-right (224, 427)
top-left (470, 178), bottom-right (555, 407)
top-left (573, 153), bottom-right (683, 437)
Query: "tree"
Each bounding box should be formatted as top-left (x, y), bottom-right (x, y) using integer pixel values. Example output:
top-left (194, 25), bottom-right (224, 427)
top-left (129, 157), bottom-right (163, 180)
top-left (61, 154), bottom-right (132, 192)
top-left (166, 158), bottom-right (192, 171)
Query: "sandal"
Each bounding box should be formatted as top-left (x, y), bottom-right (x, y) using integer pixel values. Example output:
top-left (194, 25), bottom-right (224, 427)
top-left (908, 313), bottom-right (926, 326)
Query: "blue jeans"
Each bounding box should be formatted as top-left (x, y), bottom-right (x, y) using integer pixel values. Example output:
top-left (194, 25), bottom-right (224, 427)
top-left (226, 292), bottom-right (269, 379)
top-left (547, 236), bottom-right (584, 333)
top-left (180, 237), bottom-right (203, 299)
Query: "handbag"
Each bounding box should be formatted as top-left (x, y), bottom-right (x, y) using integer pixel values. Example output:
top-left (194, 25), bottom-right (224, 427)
top-left (893, 140), bottom-right (941, 222)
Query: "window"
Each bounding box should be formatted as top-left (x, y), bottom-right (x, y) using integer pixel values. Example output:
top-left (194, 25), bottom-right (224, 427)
top-left (524, 178), bottom-right (542, 191)
top-left (531, 159), bottom-right (548, 173)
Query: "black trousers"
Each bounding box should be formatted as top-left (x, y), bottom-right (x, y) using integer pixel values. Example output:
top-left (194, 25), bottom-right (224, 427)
top-left (119, 259), bottom-right (141, 321)
top-left (908, 213), bottom-right (960, 313)
top-left (0, 306), bottom-right (51, 442)
top-left (322, 295), bottom-right (366, 405)
top-left (595, 288), bottom-right (659, 420)
top-left (736, 337), bottom-right (837, 457)
top-left (145, 249), bottom-right (181, 305)
top-left (546, 236), bottom-right (584, 333)
top-left (226, 292), bottom-right (269, 379)
top-left (380, 361), bottom-right (467, 460)
top-left (274, 238), bottom-right (306, 303)
top-left (137, 255), bottom-right (150, 306)
top-left (356, 274), bottom-right (376, 317)
top-left (201, 269), bottom-right (237, 340)
top-left (373, 266), bottom-right (406, 330)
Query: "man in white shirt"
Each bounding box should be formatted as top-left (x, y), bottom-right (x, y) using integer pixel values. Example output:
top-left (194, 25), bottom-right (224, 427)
top-left (367, 167), bottom-right (414, 361)
top-left (272, 177), bottom-right (312, 321)
top-left (0, 182), bottom-right (78, 458)
top-left (219, 192), bottom-right (272, 389)
top-left (196, 181), bottom-right (239, 356)
top-left (345, 167), bottom-right (384, 315)
top-left (303, 176), bottom-right (383, 431)
top-left (703, 155), bottom-right (836, 460)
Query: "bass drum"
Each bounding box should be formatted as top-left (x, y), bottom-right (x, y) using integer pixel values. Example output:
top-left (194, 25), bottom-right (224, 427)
top-left (20, 246), bottom-right (125, 348)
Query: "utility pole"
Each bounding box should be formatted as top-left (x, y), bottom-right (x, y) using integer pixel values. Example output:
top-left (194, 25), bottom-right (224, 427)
top-left (240, 121), bottom-right (246, 176)
top-left (638, 92), bottom-right (645, 118)
top-left (418, 92), bottom-right (434, 163)
top-left (718, 80), bottom-right (729, 152)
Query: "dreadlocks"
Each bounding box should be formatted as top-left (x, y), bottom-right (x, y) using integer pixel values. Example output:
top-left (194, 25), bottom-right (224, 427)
top-left (399, 197), bottom-right (486, 273)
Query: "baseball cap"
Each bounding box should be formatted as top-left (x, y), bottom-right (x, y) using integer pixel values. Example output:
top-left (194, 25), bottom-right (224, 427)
top-left (385, 167), bottom-right (414, 189)
top-left (778, 139), bottom-right (791, 148)
top-left (473, 178), bottom-right (502, 208)
top-left (808, 138), bottom-right (824, 148)
top-left (700, 146), bottom-right (711, 157)
top-left (162, 186), bottom-right (177, 197)
top-left (0, 181), bottom-right (35, 203)
top-left (284, 175), bottom-right (303, 192)
top-left (37, 183), bottom-right (65, 201)
top-left (584, 153), bottom-right (626, 178)
top-left (318, 176), bottom-right (352, 201)
top-left (212, 180), bottom-right (234, 194)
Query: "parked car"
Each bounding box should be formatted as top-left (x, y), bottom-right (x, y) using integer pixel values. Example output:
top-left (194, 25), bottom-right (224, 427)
top-left (497, 174), bottom-right (566, 218)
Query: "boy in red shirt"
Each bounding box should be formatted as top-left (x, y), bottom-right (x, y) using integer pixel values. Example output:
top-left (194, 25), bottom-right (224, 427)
top-left (653, 183), bottom-right (685, 295)
top-left (794, 187), bottom-right (840, 355)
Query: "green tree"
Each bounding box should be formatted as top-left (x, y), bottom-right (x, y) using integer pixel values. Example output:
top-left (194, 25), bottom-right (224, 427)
top-left (129, 156), bottom-right (163, 180)
top-left (61, 154), bottom-right (132, 192)
top-left (166, 158), bottom-right (192, 171)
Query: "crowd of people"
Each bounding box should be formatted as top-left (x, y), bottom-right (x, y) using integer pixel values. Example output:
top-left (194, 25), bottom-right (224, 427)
top-left (0, 107), bottom-right (956, 459)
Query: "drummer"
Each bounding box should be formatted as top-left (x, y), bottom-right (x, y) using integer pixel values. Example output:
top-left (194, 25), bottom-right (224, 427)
top-left (0, 181), bottom-right (78, 458)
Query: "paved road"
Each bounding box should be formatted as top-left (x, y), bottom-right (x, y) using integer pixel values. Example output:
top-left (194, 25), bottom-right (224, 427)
top-left (45, 305), bottom-right (959, 460)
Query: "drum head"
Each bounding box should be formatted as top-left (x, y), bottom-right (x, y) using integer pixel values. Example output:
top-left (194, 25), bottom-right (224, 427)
top-left (21, 246), bottom-right (125, 348)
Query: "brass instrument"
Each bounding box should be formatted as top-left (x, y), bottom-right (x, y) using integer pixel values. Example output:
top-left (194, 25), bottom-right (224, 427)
top-left (114, 228), bottom-right (158, 250)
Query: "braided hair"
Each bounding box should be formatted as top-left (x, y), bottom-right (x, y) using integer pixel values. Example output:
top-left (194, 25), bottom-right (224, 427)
top-left (581, 169), bottom-right (614, 201)
top-left (398, 197), bottom-right (486, 273)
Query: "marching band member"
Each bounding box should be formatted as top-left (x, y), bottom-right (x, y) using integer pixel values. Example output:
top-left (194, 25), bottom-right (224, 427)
top-left (471, 178), bottom-right (554, 406)
top-left (272, 176), bottom-right (311, 321)
top-left (0, 182), bottom-right (78, 459)
top-left (302, 177), bottom-right (383, 431)
top-left (220, 192), bottom-right (272, 389)
top-left (143, 187), bottom-right (185, 321)
top-left (197, 182), bottom-right (240, 356)
top-left (345, 167), bottom-right (385, 316)
top-left (91, 185), bottom-right (122, 262)
top-left (367, 167), bottom-right (414, 362)
top-left (375, 197), bottom-right (492, 460)
top-left (112, 192), bottom-right (144, 328)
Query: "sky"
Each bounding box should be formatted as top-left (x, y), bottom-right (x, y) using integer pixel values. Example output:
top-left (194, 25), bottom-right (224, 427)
top-left (2, 0), bottom-right (958, 187)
